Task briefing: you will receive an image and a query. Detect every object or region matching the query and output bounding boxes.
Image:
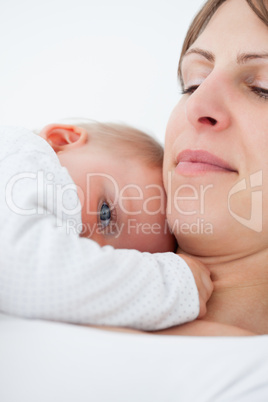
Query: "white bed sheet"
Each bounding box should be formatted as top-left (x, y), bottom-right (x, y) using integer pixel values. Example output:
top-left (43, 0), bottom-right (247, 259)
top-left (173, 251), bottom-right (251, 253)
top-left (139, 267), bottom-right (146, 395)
top-left (0, 313), bottom-right (267, 402)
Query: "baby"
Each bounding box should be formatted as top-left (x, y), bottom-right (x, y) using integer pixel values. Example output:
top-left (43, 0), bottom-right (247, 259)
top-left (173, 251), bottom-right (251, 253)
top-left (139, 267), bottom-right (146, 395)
top-left (0, 122), bottom-right (213, 330)
top-left (39, 121), bottom-right (176, 253)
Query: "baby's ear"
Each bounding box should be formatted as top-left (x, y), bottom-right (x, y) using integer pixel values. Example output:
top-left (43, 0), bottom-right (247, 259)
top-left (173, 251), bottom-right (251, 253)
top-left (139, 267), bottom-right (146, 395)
top-left (39, 124), bottom-right (88, 153)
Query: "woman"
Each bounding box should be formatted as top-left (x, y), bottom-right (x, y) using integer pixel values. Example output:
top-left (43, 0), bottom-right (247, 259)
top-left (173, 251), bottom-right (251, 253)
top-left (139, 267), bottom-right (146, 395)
top-left (158, 0), bottom-right (268, 336)
top-left (106, 0), bottom-right (268, 337)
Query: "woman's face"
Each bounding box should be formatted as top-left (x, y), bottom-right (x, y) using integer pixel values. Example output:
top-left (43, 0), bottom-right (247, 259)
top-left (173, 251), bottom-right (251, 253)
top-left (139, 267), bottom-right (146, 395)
top-left (164, 0), bottom-right (268, 257)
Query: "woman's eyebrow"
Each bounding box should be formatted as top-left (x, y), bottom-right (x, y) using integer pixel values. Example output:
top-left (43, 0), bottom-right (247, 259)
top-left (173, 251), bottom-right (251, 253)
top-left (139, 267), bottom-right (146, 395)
top-left (183, 47), bottom-right (268, 64)
top-left (183, 48), bottom-right (214, 62)
top-left (237, 52), bottom-right (268, 63)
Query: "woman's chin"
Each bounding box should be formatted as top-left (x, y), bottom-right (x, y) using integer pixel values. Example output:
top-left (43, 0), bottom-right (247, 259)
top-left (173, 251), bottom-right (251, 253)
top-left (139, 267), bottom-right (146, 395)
top-left (169, 214), bottom-right (235, 256)
top-left (176, 232), bottom-right (215, 257)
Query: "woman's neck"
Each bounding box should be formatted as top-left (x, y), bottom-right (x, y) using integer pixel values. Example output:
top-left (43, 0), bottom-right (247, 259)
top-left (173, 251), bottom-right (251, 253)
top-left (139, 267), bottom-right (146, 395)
top-left (183, 247), bottom-right (268, 334)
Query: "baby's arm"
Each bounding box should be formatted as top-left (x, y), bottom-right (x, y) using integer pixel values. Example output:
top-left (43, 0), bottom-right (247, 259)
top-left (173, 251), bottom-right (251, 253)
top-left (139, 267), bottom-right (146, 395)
top-left (177, 254), bottom-right (213, 319)
top-left (0, 127), bottom-right (207, 331)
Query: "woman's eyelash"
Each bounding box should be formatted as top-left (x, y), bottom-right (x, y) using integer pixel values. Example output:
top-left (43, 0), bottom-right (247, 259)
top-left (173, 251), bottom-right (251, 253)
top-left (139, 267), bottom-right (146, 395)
top-left (250, 86), bottom-right (268, 100)
top-left (181, 85), bottom-right (199, 95)
top-left (181, 85), bottom-right (268, 100)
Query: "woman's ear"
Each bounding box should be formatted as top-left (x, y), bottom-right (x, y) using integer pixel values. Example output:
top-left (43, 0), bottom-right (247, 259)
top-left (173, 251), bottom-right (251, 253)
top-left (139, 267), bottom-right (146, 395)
top-left (39, 124), bottom-right (88, 153)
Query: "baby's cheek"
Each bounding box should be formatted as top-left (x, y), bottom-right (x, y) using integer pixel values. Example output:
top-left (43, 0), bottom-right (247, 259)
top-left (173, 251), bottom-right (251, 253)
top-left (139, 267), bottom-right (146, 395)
top-left (130, 217), bottom-right (177, 253)
top-left (125, 228), bottom-right (175, 253)
top-left (153, 232), bottom-right (177, 253)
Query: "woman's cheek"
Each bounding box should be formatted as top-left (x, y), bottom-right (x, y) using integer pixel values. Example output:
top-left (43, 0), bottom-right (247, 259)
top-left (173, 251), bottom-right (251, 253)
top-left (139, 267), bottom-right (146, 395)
top-left (164, 101), bottom-right (186, 164)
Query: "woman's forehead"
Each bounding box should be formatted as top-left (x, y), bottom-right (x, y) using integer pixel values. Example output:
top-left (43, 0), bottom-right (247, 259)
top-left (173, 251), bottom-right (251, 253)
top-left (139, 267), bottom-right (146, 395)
top-left (190, 0), bottom-right (268, 53)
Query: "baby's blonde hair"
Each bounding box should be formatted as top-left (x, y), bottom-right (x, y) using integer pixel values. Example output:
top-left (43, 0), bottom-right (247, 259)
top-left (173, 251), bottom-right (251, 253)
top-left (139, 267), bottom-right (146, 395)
top-left (72, 120), bottom-right (164, 168)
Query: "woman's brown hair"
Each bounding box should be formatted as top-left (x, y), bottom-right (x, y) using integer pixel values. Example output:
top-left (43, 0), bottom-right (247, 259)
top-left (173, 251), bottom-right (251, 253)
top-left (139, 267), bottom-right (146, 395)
top-left (178, 0), bottom-right (268, 86)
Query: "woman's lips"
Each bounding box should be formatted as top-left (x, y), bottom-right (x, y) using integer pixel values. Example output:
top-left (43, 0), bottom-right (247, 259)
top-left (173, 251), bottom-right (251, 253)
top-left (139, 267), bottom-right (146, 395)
top-left (176, 150), bottom-right (237, 175)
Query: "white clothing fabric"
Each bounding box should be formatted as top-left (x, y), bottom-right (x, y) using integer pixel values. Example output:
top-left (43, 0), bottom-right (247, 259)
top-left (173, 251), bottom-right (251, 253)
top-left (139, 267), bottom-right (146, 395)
top-left (0, 126), bottom-right (199, 330)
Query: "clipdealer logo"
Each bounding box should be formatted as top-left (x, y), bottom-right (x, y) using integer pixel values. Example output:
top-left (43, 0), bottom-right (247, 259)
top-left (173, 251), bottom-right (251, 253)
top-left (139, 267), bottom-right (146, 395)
top-left (5, 169), bottom-right (264, 233)
top-left (228, 170), bottom-right (263, 232)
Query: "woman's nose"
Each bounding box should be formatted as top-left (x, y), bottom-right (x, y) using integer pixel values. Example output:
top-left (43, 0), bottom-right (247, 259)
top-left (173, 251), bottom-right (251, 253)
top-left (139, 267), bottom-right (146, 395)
top-left (185, 74), bottom-right (231, 133)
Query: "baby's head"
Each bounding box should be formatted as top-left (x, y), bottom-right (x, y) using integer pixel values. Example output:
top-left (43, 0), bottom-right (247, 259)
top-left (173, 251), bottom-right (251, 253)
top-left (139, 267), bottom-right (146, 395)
top-left (40, 121), bottom-right (176, 253)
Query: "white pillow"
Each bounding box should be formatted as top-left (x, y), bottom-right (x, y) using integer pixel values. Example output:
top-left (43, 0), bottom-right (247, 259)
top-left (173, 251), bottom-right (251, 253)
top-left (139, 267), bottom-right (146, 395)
top-left (0, 313), bottom-right (267, 402)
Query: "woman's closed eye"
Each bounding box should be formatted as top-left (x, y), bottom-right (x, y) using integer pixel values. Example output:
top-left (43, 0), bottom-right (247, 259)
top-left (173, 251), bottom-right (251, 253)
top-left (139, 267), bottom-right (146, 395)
top-left (249, 86), bottom-right (268, 100)
top-left (181, 85), bottom-right (200, 95)
top-left (181, 84), bottom-right (268, 100)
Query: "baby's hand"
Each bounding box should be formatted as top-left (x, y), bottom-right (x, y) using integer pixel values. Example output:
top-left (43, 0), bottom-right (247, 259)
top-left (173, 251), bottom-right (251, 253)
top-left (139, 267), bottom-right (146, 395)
top-left (179, 254), bottom-right (214, 318)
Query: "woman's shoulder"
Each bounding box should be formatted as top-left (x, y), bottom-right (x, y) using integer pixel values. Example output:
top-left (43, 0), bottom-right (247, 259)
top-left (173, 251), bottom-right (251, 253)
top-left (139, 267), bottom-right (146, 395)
top-left (152, 320), bottom-right (256, 336)
top-left (90, 320), bottom-right (256, 337)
